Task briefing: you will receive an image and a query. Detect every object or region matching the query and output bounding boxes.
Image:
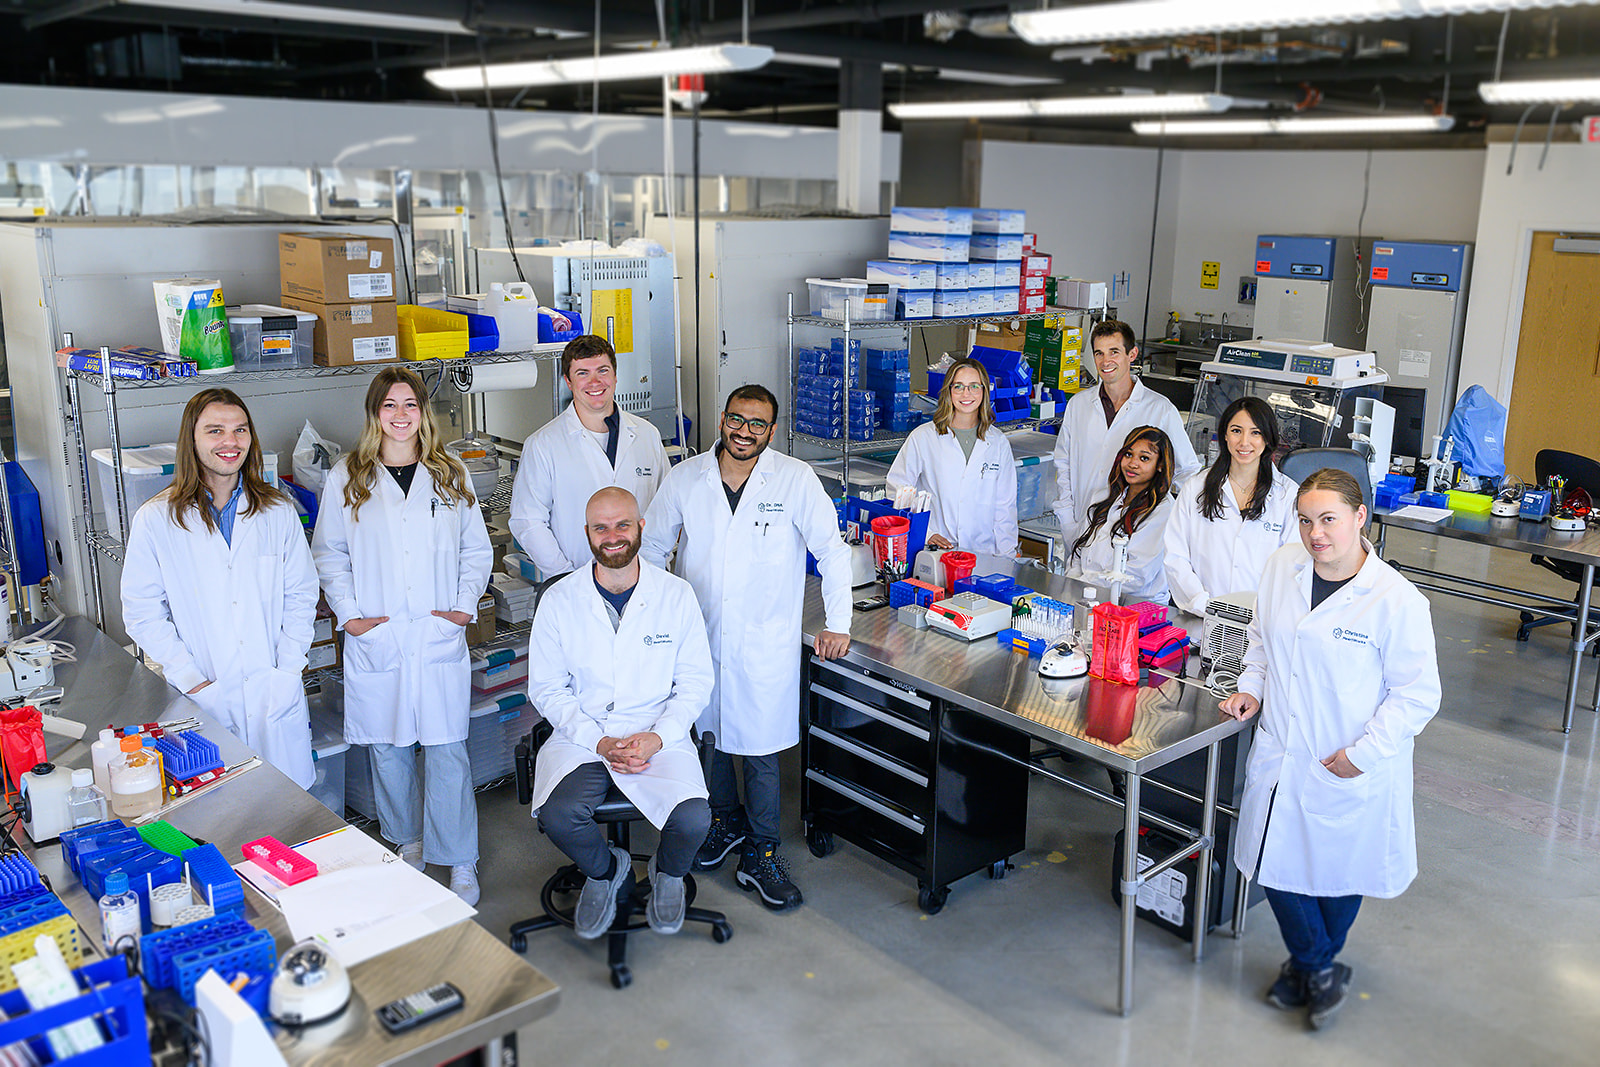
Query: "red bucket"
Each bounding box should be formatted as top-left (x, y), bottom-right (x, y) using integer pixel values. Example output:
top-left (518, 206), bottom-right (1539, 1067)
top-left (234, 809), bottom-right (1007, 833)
top-left (870, 515), bottom-right (911, 576)
top-left (941, 550), bottom-right (977, 595)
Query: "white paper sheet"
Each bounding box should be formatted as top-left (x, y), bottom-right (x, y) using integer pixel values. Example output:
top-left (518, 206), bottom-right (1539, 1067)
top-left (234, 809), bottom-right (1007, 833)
top-left (1389, 505), bottom-right (1454, 523)
top-left (234, 825), bottom-right (407, 908)
top-left (276, 865), bottom-right (475, 967)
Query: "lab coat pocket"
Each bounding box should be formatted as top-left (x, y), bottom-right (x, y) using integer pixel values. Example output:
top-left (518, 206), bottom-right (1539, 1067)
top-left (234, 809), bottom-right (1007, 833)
top-left (344, 623), bottom-right (400, 673)
top-left (423, 614), bottom-right (467, 665)
top-left (1300, 757), bottom-right (1372, 825)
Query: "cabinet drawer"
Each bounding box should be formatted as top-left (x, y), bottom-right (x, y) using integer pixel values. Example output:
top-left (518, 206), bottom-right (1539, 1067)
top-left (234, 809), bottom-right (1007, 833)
top-left (805, 769), bottom-right (925, 867)
top-left (809, 684), bottom-right (931, 769)
top-left (811, 658), bottom-right (933, 731)
top-left (809, 726), bottom-right (929, 814)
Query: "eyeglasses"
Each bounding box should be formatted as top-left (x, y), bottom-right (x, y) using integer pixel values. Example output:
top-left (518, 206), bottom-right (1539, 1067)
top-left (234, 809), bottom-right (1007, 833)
top-left (949, 381), bottom-right (985, 394)
top-left (723, 412), bottom-right (772, 433)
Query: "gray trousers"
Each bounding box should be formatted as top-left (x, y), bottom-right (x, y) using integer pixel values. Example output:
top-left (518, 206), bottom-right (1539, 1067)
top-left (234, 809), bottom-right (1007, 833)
top-left (708, 748), bottom-right (782, 845)
top-left (368, 740), bottom-right (478, 867)
top-left (540, 762), bottom-right (711, 879)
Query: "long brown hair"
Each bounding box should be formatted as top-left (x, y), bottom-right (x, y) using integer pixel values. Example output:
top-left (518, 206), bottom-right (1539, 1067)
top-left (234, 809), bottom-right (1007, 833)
top-left (168, 388), bottom-right (285, 532)
top-left (342, 366), bottom-right (474, 519)
top-left (1070, 425), bottom-right (1175, 560)
top-left (932, 357), bottom-right (995, 439)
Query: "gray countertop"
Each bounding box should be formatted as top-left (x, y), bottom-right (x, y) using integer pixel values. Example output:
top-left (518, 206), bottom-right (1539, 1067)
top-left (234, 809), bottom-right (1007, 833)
top-left (1374, 506), bottom-right (1600, 568)
top-left (14, 616), bottom-right (558, 1067)
top-left (802, 560), bottom-right (1250, 774)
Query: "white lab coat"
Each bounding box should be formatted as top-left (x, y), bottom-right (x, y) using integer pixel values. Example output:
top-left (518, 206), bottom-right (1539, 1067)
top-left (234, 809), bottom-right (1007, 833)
top-left (887, 422), bottom-right (1018, 556)
top-left (642, 448), bottom-right (852, 756)
top-left (525, 562), bottom-right (713, 828)
top-left (1163, 467), bottom-right (1300, 616)
top-left (1233, 540), bottom-right (1441, 898)
top-left (311, 457), bottom-right (493, 747)
top-left (121, 492), bottom-right (318, 789)
top-left (1067, 495), bottom-right (1176, 604)
top-left (509, 403), bottom-right (667, 577)
top-left (1050, 379), bottom-right (1200, 529)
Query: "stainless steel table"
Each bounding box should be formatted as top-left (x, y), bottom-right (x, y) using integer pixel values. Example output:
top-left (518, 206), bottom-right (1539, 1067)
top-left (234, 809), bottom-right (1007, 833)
top-left (801, 564), bottom-right (1252, 1016)
top-left (13, 616), bottom-right (559, 1065)
top-left (1371, 507), bottom-right (1600, 732)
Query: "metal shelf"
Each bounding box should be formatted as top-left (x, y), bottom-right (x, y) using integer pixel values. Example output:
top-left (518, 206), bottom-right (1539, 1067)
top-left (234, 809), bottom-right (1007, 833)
top-left (790, 417), bottom-right (1043, 454)
top-left (64, 346), bottom-right (563, 389)
top-left (480, 473), bottom-right (514, 517)
top-left (790, 308), bottom-right (1099, 330)
top-left (87, 531), bottom-right (125, 566)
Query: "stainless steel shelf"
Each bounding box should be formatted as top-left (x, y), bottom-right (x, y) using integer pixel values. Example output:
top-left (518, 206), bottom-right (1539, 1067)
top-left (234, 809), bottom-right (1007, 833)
top-left (791, 309), bottom-right (1097, 330)
top-left (480, 473), bottom-right (515, 517)
top-left (791, 430), bottom-right (915, 452)
top-left (64, 347), bottom-right (562, 389)
top-left (87, 531), bottom-right (125, 566)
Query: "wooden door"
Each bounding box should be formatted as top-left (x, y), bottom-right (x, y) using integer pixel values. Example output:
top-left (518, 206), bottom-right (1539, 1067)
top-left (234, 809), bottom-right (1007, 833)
top-left (1506, 232), bottom-right (1600, 481)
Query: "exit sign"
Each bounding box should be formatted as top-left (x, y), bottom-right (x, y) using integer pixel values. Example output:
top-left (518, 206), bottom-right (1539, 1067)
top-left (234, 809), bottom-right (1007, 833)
top-left (1586, 115), bottom-right (1600, 143)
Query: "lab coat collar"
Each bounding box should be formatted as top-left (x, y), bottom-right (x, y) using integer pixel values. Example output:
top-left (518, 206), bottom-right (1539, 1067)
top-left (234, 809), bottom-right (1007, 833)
top-left (561, 399), bottom-right (629, 441)
top-left (581, 558), bottom-right (659, 624)
top-left (702, 442), bottom-right (774, 496)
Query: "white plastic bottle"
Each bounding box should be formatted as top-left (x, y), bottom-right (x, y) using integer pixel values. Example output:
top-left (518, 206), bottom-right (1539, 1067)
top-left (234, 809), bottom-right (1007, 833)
top-left (66, 768), bottom-right (107, 827)
top-left (109, 735), bottom-right (164, 819)
top-left (98, 871), bottom-right (141, 952)
top-left (90, 729), bottom-right (118, 797)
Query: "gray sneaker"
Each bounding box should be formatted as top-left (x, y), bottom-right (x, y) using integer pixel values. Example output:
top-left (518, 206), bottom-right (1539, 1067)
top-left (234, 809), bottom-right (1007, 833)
top-left (646, 854), bottom-right (687, 935)
top-left (573, 846), bottom-right (633, 940)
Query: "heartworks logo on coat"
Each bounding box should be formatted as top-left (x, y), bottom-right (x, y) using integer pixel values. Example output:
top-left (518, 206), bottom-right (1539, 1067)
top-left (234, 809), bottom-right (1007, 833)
top-left (643, 633), bottom-right (674, 646)
top-left (756, 501), bottom-right (784, 514)
top-left (1333, 626), bottom-right (1369, 645)
top-left (635, 466), bottom-right (653, 477)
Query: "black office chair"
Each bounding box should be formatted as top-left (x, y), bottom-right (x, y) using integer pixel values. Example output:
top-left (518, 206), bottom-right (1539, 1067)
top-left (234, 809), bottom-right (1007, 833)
top-left (1278, 447), bottom-right (1373, 516)
top-left (507, 722), bottom-right (733, 990)
top-left (1517, 449), bottom-right (1600, 647)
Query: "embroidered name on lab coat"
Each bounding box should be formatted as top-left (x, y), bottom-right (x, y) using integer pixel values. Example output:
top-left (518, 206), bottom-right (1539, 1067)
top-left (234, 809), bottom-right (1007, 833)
top-left (980, 462), bottom-right (1003, 476)
top-left (635, 466), bottom-right (654, 477)
top-left (756, 501), bottom-right (785, 514)
top-left (643, 633), bottom-right (675, 646)
top-left (1332, 626), bottom-right (1370, 645)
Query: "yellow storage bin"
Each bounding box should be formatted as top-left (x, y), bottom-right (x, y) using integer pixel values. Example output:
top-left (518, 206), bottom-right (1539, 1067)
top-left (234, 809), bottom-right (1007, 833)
top-left (1446, 489), bottom-right (1493, 515)
top-left (398, 305), bottom-right (469, 361)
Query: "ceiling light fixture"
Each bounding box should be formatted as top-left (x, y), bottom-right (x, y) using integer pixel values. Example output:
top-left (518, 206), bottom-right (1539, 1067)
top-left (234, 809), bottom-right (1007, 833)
top-left (131, 0), bottom-right (472, 35)
top-left (425, 43), bottom-right (775, 91)
top-left (1132, 114), bottom-right (1456, 135)
top-left (1479, 77), bottom-right (1600, 103)
top-left (1013, 1), bottom-right (1593, 46)
top-left (889, 92), bottom-right (1232, 121)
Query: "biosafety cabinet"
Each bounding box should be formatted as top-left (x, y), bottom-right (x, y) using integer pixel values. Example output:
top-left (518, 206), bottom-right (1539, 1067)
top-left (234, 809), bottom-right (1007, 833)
top-left (1252, 234), bottom-right (1375, 352)
top-left (1363, 240), bottom-right (1472, 461)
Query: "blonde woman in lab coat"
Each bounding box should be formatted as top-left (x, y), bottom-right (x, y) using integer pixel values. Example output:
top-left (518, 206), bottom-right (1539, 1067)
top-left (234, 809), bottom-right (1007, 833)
top-left (886, 357), bottom-right (1018, 556)
top-left (312, 366), bottom-right (493, 906)
top-left (1164, 396), bottom-right (1299, 617)
top-left (1067, 425), bottom-right (1176, 604)
top-left (1220, 468), bottom-right (1440, 1030)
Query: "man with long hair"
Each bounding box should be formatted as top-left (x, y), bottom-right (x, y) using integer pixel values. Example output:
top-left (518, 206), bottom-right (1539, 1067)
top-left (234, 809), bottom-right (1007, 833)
top-left (122, 388), bottom-right (318, 787)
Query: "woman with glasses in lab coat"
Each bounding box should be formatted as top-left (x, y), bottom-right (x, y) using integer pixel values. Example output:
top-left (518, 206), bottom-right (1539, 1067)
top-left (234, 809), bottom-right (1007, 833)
top-left (886, 357), bottom-right (1017, 556)
top-left (1066, 425), bottom-right (1176, 604)
top-left (1220, 468), bottom-right (1440, 1030)
top-left (312, 367), bottom-right (493, 906)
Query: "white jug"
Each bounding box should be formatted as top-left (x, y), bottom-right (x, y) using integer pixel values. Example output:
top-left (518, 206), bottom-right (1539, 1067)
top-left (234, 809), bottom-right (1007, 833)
top-left (486, 281), bottom-right (542, 351)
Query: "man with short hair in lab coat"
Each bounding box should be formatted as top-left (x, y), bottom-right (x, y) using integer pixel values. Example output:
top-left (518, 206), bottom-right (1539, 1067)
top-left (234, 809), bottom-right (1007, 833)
top-left (1051, 319), bottom-right (1200, 531)
top-left (643, 385), bottom-right (852, 912)
top-left (122, 388), bottom-right (318, 788)
top-left (510, 334), bottom-right (669, 579)
top-left (526, 487), bottom-right (714, 939)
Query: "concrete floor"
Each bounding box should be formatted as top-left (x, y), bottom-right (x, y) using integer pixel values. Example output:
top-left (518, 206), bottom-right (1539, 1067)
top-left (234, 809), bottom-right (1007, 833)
top-left (434, 526), bottom-right (1600, 1064)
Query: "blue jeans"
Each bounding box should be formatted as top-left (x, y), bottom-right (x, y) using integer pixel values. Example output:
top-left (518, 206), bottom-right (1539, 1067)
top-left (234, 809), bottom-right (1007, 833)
top-left (1263, 886), bottom-right (1362, 973)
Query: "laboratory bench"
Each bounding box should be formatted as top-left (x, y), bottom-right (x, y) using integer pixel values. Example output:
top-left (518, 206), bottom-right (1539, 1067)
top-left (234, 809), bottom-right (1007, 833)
top-left (9, 615), bottom-right (559, 1065)
top-left (799, 562), bottom-right (1255, 1015)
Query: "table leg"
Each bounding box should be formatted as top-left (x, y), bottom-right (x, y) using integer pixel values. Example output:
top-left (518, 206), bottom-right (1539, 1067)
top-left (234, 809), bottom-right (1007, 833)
top-left (1118, 772), bottom-right (1141, 1017)
top-left (1192, 741), bottom-right (1220, 963)
top-left (1563, 564), bottom-right (1594, 733)
top-left (1372, 519), bottom-right (1387, 559)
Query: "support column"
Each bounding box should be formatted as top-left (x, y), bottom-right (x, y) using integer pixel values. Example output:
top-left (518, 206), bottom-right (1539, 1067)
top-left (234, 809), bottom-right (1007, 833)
top-left (837, 60), bottom-right (883, 214)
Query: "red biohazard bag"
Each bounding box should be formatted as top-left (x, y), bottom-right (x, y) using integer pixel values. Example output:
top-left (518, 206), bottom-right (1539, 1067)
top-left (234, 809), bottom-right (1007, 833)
top-left (0, 705), bottom-right (46, 790)
top-left (1082, 676), bottom-right (1138, 745)
top-left (1090, 604), bottom-right (1140, 686)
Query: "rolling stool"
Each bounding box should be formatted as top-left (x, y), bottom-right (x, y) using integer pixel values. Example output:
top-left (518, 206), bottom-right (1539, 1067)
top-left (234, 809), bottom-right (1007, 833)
top-left (508, 721), bottom-right (733, 989)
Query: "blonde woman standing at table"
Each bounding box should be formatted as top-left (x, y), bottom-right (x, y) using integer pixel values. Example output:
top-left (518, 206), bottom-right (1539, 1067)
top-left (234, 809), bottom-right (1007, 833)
top-left (1220, 468), bottom-right (1441, 1030)
top-left (1066, 425), bottom-right (1176, 604)
top-left (312, 366), bottom-right (493, 906)
top-left (886, 357), bottom-right (1018, 555)
top-left (1164, 396), bottom-right (1299, 617)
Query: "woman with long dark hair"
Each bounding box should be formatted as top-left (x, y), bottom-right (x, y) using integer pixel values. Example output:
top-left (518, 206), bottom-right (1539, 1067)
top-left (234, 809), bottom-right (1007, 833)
top-left (1067, 425), bottom-right (1177, 603)
top-left (1164, 396), bottom-right (1299, 616)
top-left (312, 367), bottom-right (493, 905)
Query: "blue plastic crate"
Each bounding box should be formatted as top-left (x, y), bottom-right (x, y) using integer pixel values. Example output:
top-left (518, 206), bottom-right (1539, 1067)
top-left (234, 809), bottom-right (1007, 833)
top-left (844, 497), bottom-right (929, 561)
top-left (154, 729), bottom-right (224, 780)
top-left (463, 312), bottom-right (499, 353)
top-left (0, 955), bottom-right (148, 1066)
top-left (141, 916), bottom-right (256, 991)
top-left (537, 307), bottom-right (585, 345)
top-left (182, 843), bottom-right (245, 917)
top-left (170, 928), bottom-right (277, 1006)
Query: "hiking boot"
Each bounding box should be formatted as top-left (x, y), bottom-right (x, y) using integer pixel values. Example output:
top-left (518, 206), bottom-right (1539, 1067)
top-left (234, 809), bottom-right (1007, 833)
top-left (693, 812), bottom-right (748, 872)
top-left (735, 840), bottom-right (802, 912)
top-left (1307, 962), bottom-right (1353, 1030)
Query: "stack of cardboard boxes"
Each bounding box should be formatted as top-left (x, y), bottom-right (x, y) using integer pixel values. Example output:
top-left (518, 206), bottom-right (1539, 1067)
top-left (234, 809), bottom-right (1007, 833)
top-left (278, 232), bottom-right (400, 367)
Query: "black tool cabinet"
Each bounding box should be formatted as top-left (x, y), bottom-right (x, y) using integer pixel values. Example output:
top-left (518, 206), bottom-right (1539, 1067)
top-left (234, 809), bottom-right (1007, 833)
top-left (800, 654), bottom-right (1030, 914)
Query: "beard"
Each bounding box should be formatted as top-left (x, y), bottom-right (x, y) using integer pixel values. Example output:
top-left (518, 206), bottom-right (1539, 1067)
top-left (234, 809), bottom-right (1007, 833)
top-left (590, 530), bottom-right (642, 570)
top-left (720, 425), bottom-right (770, 461)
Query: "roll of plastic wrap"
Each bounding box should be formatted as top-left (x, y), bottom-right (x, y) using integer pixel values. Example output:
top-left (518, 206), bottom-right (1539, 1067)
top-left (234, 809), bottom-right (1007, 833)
top-left (454, 361), bottom-right (539, 394)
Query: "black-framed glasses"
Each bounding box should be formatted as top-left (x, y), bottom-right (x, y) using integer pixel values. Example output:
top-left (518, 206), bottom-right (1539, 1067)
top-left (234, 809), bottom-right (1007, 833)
top-left (723, 412), bottom-right (772, 433)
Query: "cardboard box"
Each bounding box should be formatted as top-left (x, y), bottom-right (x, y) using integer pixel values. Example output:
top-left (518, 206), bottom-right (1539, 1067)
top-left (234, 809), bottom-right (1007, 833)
top-left (279, 296), bottom-right (399, 366)
top-left (1022, 274), bottom-right (1048, 295)
top-left (1025, 315), bottom-right (1086, 393)
top-left (1021, 253), bottom-right (1053, 277)
top-left (466, 592), bottom-right (497, 647)
top-left (1022, 232), bottom-right (1038, 254)
top-left (279, 232), bottom-right (396, 305)
top-left (1022, 291), bottom-right (1047, 315)
top-left (975, 321), bottom-right (1027, 353)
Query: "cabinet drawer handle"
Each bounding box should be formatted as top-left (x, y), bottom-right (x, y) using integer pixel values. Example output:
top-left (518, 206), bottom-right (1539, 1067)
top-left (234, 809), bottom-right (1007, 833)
top-left (808, 684), bottom-right (931, 742)
top-left (810, 726), bottom-right (929, 788)
top-left (805, 769), bottom-right (925, 834)
top-left (814, 658), bottom-right (931, 710)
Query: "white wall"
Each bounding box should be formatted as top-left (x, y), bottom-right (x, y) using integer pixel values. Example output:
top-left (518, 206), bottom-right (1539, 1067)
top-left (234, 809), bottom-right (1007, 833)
top-left (1165, 149), bottom-right (1484, 330)
top-left (1459, 141), bottom-right (1600, 404)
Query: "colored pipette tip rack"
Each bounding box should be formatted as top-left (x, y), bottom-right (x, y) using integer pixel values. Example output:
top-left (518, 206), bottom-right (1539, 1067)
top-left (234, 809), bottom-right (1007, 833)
top-left (152, 730), bottom-right (224, 780)
top-left (241, 835), bottom-right (318, 885)
top-left (0, 855), bottom-right (43, 902)
top-left (181, 843), bottom-right (245, 918)
top-left (138, 820), bottom-right (202, 857)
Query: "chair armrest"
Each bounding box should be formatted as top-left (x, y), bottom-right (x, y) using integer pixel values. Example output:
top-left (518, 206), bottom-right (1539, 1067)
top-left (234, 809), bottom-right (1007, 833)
top-left (695, 730), bottom-right (717, 779)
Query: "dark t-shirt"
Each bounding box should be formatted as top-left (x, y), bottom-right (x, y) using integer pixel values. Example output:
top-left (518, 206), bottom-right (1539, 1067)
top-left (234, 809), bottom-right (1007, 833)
top-left (385, 461), bottom-right (419, 497)
top-left (1310, 571), bottom-right (1356, 610)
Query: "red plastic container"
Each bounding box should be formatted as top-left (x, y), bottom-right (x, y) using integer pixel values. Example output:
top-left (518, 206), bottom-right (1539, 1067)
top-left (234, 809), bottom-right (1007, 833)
top-left (870, 515), bottom-right (912, 578)
top-left (941, 551), bottom-right (977, 596)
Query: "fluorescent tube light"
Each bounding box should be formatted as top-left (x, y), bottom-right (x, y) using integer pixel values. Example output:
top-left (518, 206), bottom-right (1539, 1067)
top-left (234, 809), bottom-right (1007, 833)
top-left (136, 0), bottom-right (471, 35)
top-left (890, 92), bottom-right (1232, 121)
top-left (1013, 1), bottom-right (1592, 46)
top-left (425, 43), bottom-right (774, 91)
top-left (1479, 77), bottom-right (1600, 103)
top-left (1132, 114), bottom-right (1456, 135)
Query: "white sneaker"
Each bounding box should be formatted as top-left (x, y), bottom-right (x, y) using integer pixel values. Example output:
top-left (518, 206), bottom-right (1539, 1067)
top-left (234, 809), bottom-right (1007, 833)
top-left (399, 841), bottom-right (424, 870)
top-left (450, 863), bottom-right (481, 907)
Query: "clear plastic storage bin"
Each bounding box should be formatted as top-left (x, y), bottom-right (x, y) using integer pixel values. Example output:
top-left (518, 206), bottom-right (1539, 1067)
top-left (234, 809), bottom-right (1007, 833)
top-left (91, 443), bottom-right (177, 525)
top-left (226, 304), bottom-right (316, 369)
top-left (807, 278), bottom-right (900, 321)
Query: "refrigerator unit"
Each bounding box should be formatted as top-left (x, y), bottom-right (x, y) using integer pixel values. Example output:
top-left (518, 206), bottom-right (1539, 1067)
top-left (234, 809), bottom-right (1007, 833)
top-left (1252, 234), bottom-right (1375, 351)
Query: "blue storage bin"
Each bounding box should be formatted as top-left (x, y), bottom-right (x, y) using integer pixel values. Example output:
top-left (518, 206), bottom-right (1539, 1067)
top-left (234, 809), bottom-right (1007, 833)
top-left (464, 312), bottom-right (499, 352)
top-left (845, 497), bottom-right (929, 560)
top-left (0, 956), bottom-right (148, 1066)
top-left (537, 308), bottom-right (585, 345)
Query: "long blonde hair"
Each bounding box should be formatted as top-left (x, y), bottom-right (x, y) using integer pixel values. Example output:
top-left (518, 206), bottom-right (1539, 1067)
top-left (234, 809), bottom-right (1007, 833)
top-left (342, 367), bottom-right (474, 519)
top-left (931, 357), bottom-right (995, 439)
top-left (168, 388), bottom-right (285, 532)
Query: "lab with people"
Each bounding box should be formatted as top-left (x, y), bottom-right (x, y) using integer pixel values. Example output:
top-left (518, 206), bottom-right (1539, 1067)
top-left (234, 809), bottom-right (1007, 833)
top-left (0, 4), bottom-right (1597, 1063)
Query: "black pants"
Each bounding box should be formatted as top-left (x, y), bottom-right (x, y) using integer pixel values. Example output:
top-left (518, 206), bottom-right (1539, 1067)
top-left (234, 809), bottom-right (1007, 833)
top-left (708, 748), bottom-right (782, 844)
top-left (539, 763), bottom-right (711, 878)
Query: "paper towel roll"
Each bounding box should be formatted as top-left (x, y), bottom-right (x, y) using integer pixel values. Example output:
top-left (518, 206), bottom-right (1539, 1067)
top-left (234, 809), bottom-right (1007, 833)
top-left (453, 361), bottom-right (540, 394)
